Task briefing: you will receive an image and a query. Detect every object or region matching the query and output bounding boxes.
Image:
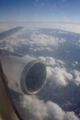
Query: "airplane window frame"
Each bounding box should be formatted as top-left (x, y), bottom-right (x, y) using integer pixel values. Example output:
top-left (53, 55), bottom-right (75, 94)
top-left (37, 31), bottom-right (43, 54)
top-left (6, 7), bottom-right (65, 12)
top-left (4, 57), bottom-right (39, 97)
top-left (0, 62), bottom-right (23, 120)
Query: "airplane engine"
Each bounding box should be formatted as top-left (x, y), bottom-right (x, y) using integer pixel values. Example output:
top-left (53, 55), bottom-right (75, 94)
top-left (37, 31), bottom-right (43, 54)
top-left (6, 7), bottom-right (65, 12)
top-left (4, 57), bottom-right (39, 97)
top-left (1, 55), bottom-right (46, 95)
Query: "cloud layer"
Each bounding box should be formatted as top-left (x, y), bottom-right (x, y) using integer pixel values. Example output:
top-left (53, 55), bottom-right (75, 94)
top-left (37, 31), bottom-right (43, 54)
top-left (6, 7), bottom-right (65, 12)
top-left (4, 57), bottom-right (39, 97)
top-left (19, 95), bottom-right (79, 120)
top-left (0, 25), bottom-right (80, 120)
top-left (0, 26), bottom-right (66, 53)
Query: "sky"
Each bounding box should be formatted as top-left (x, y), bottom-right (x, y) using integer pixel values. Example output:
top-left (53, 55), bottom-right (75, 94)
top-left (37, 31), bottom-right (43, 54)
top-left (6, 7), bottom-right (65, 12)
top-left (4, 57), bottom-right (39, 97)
top-left (0, 0), bottom-right (80, 23)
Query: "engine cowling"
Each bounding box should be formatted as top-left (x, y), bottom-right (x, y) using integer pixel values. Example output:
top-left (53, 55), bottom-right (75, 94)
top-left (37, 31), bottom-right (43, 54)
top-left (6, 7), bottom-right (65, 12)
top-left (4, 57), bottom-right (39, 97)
top-left (1, 55), bottom-right (46, 95)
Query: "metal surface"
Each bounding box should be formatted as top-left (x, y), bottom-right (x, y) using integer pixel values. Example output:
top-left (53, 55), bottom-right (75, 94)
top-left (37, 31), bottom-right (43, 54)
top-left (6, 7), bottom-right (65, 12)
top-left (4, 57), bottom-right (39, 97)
top-left (0, 26), bottom-right (23, 41)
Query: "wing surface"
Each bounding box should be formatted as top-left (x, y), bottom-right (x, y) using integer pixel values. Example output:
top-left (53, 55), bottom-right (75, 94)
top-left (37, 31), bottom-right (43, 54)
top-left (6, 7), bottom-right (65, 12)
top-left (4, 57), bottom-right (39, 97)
top-left (0, 26), bottom-right (23, 41)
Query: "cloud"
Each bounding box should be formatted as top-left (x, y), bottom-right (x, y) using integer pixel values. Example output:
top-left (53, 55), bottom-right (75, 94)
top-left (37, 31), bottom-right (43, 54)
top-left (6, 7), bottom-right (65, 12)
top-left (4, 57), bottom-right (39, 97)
top-left (47, 66), bottom-right (73, 86)
top-left (64, 112), bottom-right (79, 120)
top-left (34, 23), bottom-right (80, 33)
top-left (56, 59), bottom-right (65, 66)
top-left (0, 27), bottom-right (28, 52)
top-left (20, 95), bottom-right (47, 120)
top-left (30, 34), bottom-right (58, 46)
top-left (3, 44), bottom-right (14, 52)
top-left (0, 26), bottom-right (66, 54)
top-left (39, 56), bottom-right (56, 66)
top-left (0, 24), bottom-right (80, 120)
top-left (1, 23), bottom-right (80, 34)
top-left (30, 33), bottom-right (65, 48)
top-left (72, 61), bottom-right (79, 67)
top-left (46, 101), bottom-right (65, 120)
top-left (39, 56), bottom-right (73, 86)
top-left (29, 47), bottom-right (54, 52)
top-left (0, 24), bottom-right (73, 87)
top-left (19, 95), bottom-right (79, 120)
top-left (39, 56), bottom-right (65, 67)
top-left (73, 70), bottom-right (80, 86)
top-left (59, 31), bottom-right (68, 34)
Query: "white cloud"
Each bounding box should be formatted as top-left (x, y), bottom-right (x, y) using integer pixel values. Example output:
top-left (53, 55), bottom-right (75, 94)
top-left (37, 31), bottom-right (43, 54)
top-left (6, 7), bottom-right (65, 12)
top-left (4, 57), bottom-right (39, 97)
top-left (32, 23), bottom-right (80, 33)
top-left (29, 47), bottom-right (54, 52)
top-left (20, 95), bottom-right (48, 120)
top-left (30, 33), bottom-right (65, 48)
top-left (72, 61), bottom-right (79, 66)
top-left (0, 26), bottom-right (66, 53)
top-left (30, 34), bottom-right (58, 47)
top-left (64, 112), bottom-right (79, 120)
top-left (59, 31), bottom-right (68, 34)
top-left (46, 101), bottom-right (65, 120)
top-left (3, 44), bottom-right (14, 52)
top-left (28, 31), bottom-right (66, 52)
top-left (39, 56), bottom-right (65, 67)
top-left (14, 23), bottom-right (80, 33)
top-left (0, 27), bottom-right (28, 52)
top-left (47, 66), bottom-right (73, 86)
top-left (73, 70), bottom-right (80, 86)
top-left (56, 59), bottom-right (65, 66)
top-left (39, 56), bottom-right (56, 66)
top-left (39, 56), bottom-right (73, 86)
top-left (1, 23), bottom-right (80, 34)
top-left (19, 95), bottom-right (79, 120)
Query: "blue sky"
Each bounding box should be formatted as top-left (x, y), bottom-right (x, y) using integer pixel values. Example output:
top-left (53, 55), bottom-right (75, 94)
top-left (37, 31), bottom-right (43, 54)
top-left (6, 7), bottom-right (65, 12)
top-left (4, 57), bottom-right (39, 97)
top-left (0, 0), bottom-right (80, 23)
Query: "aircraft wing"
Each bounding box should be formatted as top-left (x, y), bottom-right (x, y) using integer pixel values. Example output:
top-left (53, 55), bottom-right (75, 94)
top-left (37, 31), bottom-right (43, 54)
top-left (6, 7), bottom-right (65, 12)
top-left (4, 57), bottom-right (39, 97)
top-left (0, 26), bottom-right (23, 57)
top-left (0, 26), bottom-right (23, 41)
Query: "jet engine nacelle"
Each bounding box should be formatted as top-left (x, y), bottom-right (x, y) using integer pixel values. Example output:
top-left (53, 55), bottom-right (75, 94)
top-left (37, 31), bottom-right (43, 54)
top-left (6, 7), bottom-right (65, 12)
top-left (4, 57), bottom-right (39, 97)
top-left (1, 55), bottom-right (46, 95)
